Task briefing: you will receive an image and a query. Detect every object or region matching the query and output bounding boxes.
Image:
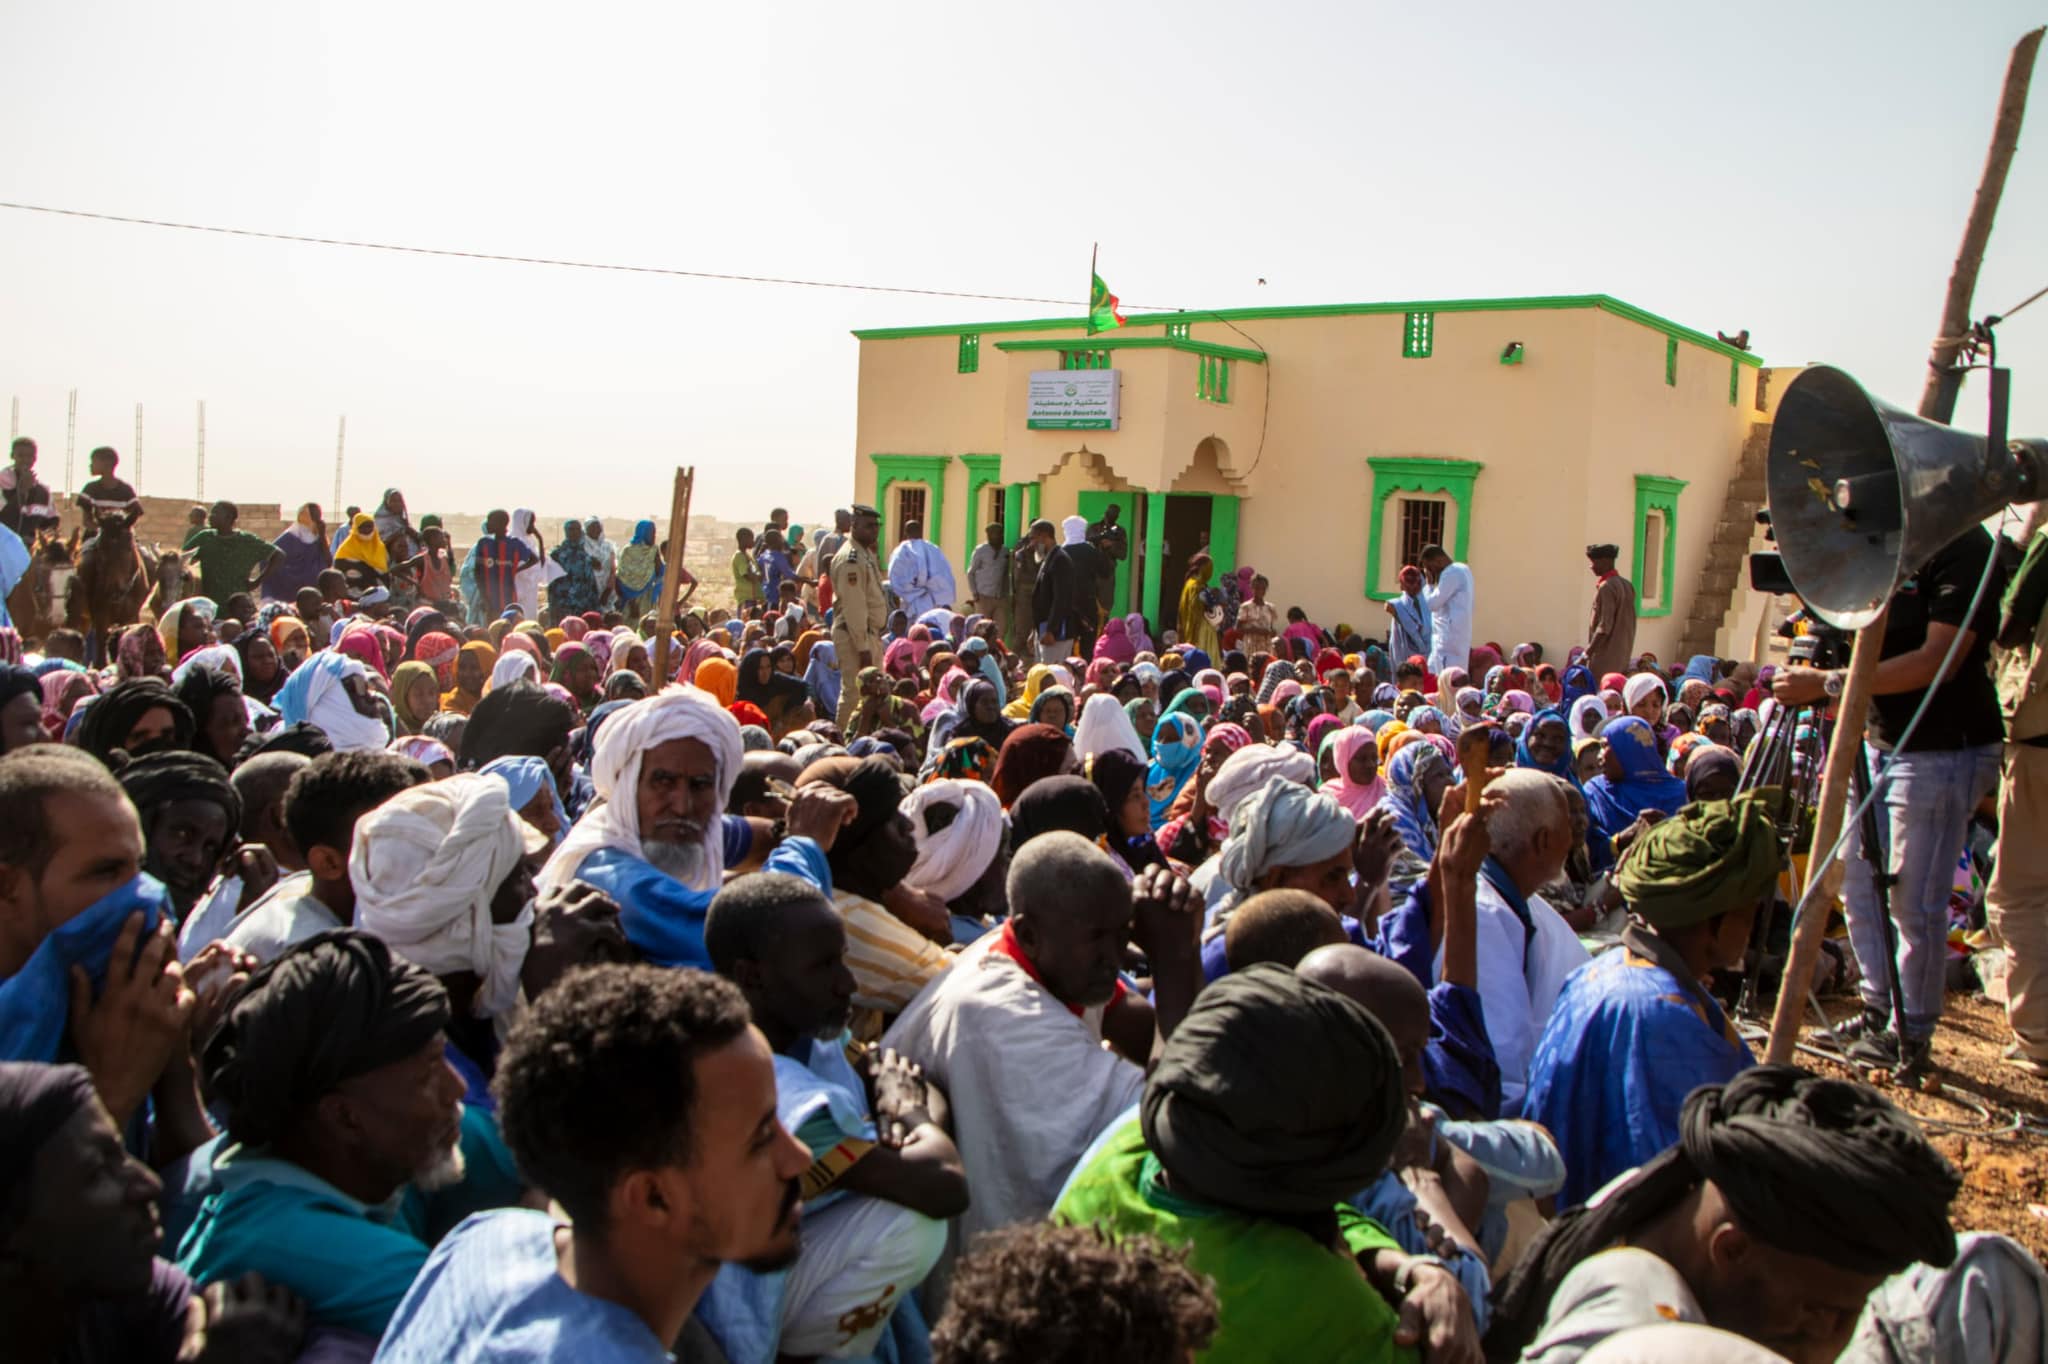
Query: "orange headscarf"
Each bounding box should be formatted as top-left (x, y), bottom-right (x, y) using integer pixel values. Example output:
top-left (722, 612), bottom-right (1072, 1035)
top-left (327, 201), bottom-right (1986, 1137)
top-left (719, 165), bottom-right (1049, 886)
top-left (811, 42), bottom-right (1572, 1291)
top-left (441, 640), bottom-right (498, 716)
top-left (696, 657), bottom-right (737, 708)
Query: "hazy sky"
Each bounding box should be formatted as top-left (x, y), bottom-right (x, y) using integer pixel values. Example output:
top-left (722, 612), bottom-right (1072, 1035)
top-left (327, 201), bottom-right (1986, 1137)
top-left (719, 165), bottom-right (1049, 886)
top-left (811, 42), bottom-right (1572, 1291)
top-left (3, 3), bottom-right (2042, 528)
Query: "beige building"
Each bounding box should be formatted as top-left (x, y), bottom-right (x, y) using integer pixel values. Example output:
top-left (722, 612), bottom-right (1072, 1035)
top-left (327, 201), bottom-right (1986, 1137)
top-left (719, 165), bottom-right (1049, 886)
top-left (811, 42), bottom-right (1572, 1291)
top-left (851, 294), bottom-right (1799, 665)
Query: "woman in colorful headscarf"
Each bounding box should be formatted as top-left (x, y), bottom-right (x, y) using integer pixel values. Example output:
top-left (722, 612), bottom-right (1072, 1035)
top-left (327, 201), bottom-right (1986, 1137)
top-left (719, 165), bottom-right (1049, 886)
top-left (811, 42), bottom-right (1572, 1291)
top-left (1123, 611), bottom-right (1155, 656)
top-left (262, 501), bottom-right (331, 601)
top-left (613, 519), bottom-right (663, 618)
top-left (442, 639), bottom-right (497, 715)
top-left (413, 630), bottom-right (461, 692)
top-left (1145, 711), bottom-right (1204, 831)
top-left (1028, 684), bottom-right (1077, 735)
top-left (1176, 554), bottom-right (1221, 659)
top-left (230, 627), bottom-right (285, 706)
top-left (389, 660), bottom-right (443, 735)
top-left (1377, 740), bottom-right (1453, 899)
top-left (157, 597), bottom-right (216, 665)
top-left (1583, 715), bottom-right (1693, 839)
top-left (925, 734), bottom-right (996, 786)
top-left (1388, 564), bottom-right (1433, 665)
top-left (1003, 663), bottom-right (1055, 720)
top-left (551, 641), bottom-right (602, 714)
top-left (332, 512), bottom-right (389, 592)
top-left (989, 723), bottom-right (1072, 808)
top-left (331, 625), bottom-right (388, 683)
top-left (548, 520), bottom-right (601, 619)
top-left (40, 668), bottom-right (96, 741)
top-left (1304, 713), bottom-right (1344, 770)
top-left (1093, 615), bottom-right (1136, 665)
top-left (1322, 725), bottom-right (1386, 818)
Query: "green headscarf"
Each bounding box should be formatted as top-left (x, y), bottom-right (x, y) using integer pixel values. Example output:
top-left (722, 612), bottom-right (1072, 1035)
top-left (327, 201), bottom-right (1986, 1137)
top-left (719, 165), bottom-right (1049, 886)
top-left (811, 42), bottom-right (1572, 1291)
top-left (1615, 788), bottom-right (1783, 929)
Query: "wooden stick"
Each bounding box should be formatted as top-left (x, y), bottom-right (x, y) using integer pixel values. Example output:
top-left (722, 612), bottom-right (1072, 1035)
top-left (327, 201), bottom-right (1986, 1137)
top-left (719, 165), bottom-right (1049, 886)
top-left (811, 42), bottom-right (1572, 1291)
top-left (650, 467), bottom-right (695, 687)
top-left (1456, 721), bottom-right (1496, 815)
top-left (1766, 27), bottom-right (2040, 1065)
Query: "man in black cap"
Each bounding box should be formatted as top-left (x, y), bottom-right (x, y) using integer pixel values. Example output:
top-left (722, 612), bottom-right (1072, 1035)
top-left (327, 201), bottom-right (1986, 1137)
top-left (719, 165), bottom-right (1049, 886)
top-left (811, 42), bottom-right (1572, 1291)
top-left (828, 505), bottom-right (887, 734)
top-left (1584, 542), bottom-right (1636, 681)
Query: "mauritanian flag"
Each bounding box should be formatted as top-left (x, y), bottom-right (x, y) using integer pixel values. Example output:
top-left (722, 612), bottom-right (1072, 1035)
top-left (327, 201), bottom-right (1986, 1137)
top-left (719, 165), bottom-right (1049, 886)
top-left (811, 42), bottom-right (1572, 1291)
top-left (1088, 271), bottom-right (1126, 335)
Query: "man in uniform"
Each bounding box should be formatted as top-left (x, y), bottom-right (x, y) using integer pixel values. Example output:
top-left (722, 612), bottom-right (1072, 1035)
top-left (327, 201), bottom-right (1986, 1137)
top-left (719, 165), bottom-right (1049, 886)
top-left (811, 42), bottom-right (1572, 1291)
top-left (829, 504), bottom-right (887, 733)
top-left (1087, 503), bottom-right (1129, 616)
top-left (1585, 542), bottom-right (1638, 681)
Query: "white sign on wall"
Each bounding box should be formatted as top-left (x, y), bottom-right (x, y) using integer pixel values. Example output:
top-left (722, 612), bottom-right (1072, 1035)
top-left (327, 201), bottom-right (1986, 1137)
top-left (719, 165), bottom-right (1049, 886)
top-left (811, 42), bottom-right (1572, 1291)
top-left (1026, 369), bottom-right (1120, 430)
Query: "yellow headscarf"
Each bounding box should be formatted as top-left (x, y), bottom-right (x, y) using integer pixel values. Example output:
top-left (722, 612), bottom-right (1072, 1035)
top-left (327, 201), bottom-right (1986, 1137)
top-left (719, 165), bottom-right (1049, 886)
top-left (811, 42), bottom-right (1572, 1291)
top-left (1004, 664), bottom-right (1055, 719)
top-left (334, 513), bottom-right (389, 572)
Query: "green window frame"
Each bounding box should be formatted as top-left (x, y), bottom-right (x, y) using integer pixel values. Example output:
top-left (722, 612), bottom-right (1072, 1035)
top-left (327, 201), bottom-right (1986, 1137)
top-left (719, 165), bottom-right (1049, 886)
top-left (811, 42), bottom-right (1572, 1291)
top-left (868, 453), bottom-right (952, 560)
top-left (1363, 456), bottom-right (1482, 599)
top-left (1166, 321), bottom-right (1191, 340)
top-left (1000, 481), bottom-right (1043, 549)
top-left (1632, 474), bottom-right (1687, 618)
top-left (1059, 349), bottom-right (1111, 370)
top-left (1664, 336), bottom-right (1678, 386)
top-left (957, 333), bottom-right (980, 373)
top-left (1402, 311), bottom-right (1434, 359)
top-left (960, 454), bottom-right (1003, 556)
top-left (1727, 356), bottom-right (1739, 406)
top-left (1197, 354), bottom-right (1231, 404)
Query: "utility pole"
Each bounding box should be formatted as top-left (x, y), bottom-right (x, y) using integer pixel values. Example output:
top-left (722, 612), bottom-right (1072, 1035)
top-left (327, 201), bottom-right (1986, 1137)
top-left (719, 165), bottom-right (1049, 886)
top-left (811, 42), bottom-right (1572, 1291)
top-left (135, 404), bottom-right (144, 490)
top-left (333, 416), bottom-right (346, 514)
top-left (64, 390), bottom-right (76, 494)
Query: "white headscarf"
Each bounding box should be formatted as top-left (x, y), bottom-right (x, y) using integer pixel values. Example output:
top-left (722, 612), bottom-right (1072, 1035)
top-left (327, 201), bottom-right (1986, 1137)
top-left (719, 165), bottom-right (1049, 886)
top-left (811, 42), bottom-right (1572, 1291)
top-left (1623, 673), bottom-right (1668, 711)
top-left (490, 651), bottom-right (539, 691)
top-left (351, 773), bottom-right (546, 1019)
top-left (1072, 692), bottom-right (1146, 765)
top-left (171, 643), bottom-right (242, 688)
top-left (538, 685), bottom-right (743, 896)
top-left (899, 779), bottom-right (1006, 902)
top-left (1569, 694), bottom-right (1608, 741)
top-left (1204, 744), bottom-right (1318, 827)
top-left (1061, 515), bottom-right (1088, 546)
top-left (274, 652), bottom-right (389, 752)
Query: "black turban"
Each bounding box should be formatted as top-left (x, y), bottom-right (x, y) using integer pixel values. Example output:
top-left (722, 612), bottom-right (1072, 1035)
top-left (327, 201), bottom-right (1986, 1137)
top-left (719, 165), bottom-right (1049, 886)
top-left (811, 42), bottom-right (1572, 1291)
top-left (173, 664), bottom-right (242, 726)
top-left (117, 750), bottom-right (241, 829)
top-left (0, 664), bottom-right (41, 712)
top-left (1682, 1065), bottom-right (1960, 1275)
top-left (1141, 963), bottom-right (1405, 1217)
top-left (74, 678), bottom-right (194, 766)
top-left (1008, 775), bottom-right (1109, 848)
top-left (797, 755), bottom-right (908, 848)
top-left (202, 929), bottom-right (449, 1146)
top-left (0, 1061), bottom-right (99, 1225)
top-left (236, 721), bottom-right (334, 764)
top-left (1489, 1064), bottom-right (1962, 1356)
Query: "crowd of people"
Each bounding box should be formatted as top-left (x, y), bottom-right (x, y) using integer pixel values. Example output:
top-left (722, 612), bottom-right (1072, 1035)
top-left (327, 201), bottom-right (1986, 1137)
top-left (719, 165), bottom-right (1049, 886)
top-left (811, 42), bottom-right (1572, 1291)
top-left (2, 462), bottom-right (2044, 1364)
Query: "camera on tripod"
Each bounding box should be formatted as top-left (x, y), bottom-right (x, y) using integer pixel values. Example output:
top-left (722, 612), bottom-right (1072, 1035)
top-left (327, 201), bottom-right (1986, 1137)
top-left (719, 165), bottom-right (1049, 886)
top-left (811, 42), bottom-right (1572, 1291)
top-left (1750, 511), bottom-right (1854, 670)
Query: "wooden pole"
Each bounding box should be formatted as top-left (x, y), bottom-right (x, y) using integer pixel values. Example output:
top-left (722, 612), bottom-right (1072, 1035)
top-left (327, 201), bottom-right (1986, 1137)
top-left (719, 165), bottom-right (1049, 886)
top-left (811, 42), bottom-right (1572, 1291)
top-left (650, 466), bottom-right (695, 686)
top-left (1766, 26), bottom-right (2042, 1065)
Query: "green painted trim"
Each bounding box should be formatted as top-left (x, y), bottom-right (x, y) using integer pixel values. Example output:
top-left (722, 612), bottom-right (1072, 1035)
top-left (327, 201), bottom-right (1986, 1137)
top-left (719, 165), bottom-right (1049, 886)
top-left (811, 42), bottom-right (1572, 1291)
top-left (1207, 494), bottom-right (1239, 581)
top-left (1402, 311), bottom-right (1435, 359)
top-left (1728, 357), bottom-right (1739, 406)
top-left (1024, 483), bottom-right (1041, 524)
top-left (1664, 336), bottom-right (1678, 387)
top-left (994, 335), bottom-right (1267, 364)
top-left (1075, 491), bottom-right (1133, 615)
top-left (1002, 483), bottom-right (1024, 549)
top-left (1142, 490), bottom-right (1167, 630)
top-left (957, 333), bottom-right (980, 374)
top-left (1632, 474), bottom-right (1688, 619)
top-left (960, 454), bottom-right (1003, 560)
top-left (856, 293), bottom-right (1764, 366)
top-left (1363, 457), bottom-right (1484, 600)
top-left (867, 453), bottom-right (951, 560)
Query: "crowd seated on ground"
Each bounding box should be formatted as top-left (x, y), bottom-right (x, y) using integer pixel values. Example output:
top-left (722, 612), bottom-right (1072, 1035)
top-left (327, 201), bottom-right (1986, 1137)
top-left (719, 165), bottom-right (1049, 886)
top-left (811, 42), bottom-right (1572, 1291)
top-left (0, 483), bottom-right (2041, 1363)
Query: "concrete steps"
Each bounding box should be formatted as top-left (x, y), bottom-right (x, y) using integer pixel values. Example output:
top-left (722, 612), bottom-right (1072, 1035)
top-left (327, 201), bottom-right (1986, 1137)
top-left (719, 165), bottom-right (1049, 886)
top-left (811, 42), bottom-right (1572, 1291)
top-left (1677, 423), bottom-right (1772, 661)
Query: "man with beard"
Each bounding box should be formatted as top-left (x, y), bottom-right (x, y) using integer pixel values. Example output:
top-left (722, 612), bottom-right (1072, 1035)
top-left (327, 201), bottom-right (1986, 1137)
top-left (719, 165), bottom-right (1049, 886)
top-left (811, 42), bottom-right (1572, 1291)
top-left (375, 965), bottom-right (815, 1362)
top-left (536, 688), bottom-right (856, 970)
top-left (697, 873), bottom-right (964, 1361)
top-left (175, 931), bottom-right (482, 1340)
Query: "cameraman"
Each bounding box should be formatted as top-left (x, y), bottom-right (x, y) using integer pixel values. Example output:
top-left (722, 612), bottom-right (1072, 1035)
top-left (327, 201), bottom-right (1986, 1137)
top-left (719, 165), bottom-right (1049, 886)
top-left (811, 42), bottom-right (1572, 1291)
top-left (1772, 523), bottom-right (2004, 1071)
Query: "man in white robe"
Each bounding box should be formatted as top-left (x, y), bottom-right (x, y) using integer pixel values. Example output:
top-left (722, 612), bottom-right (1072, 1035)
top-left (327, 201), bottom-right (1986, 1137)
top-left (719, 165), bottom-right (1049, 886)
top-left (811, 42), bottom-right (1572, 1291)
top-left (1422, 542), bottom-right (1475, 677)
top-left (885, 518), bottom-right (957, 619)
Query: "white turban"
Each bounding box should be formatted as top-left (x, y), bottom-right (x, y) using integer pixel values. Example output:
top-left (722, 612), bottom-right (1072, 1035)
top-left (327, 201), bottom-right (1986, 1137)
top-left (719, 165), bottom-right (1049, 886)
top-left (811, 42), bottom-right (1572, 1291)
top-left (1218, 775), bottom-right (1357, 899)
top-left (1073, 693), bottom-right (1146, 764)
top-left (351, 773), bottom-right (546, 1019)
top-left (900, 779), bottom-right (1006, 902)
top-left (491, 651), bottom-right (539, 691)
top-left (1062, 515), bottom-right (1088, 546)
top-left (1623, 673), bottom-right (1667, 710)
top-left (538, 685), bottom-right (743, 896)
top-left (1205, 744), bottom-right (1318, 826)
top-left (171, 643), bottom-right (243, 688)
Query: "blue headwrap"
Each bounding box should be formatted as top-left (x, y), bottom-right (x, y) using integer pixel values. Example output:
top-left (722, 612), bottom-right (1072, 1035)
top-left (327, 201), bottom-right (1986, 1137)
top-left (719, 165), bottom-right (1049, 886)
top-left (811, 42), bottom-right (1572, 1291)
top-left (1583, 715), bottom-right (1693, 837)
top-left (480, 755), bottom-right (569, 847)
top-left (0, 876), bottom-right (168, 1064)
top-left (1146, 712), bottom-right (1204, 829)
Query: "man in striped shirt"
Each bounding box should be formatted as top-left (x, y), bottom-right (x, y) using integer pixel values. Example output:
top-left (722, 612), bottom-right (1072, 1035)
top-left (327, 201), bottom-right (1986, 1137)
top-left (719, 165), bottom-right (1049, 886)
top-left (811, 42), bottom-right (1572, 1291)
top-left (473, 508), bottom-right (537, 620)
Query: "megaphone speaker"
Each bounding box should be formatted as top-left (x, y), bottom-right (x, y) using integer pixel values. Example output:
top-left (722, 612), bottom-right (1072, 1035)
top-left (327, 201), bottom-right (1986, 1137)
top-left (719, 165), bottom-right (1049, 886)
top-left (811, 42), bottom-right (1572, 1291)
top-left (1765, 365), bottom-right (2044, 628)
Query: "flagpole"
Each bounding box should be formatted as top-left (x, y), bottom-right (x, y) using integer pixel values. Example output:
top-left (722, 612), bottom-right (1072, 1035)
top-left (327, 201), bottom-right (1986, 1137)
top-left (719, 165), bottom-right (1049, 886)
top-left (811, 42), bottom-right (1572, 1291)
top-left (1088, 242), bottom-right (1099, 334)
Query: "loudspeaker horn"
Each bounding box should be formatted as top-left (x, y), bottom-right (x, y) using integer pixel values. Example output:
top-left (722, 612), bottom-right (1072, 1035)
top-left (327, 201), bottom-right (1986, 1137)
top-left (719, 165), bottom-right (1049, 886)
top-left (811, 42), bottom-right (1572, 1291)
top-left (1764, 365), bottom-right (2044, 628)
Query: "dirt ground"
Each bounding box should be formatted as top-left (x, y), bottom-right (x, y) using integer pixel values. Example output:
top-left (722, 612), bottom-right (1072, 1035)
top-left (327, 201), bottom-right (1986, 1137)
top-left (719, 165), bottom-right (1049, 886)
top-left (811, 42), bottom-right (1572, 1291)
top-left (1775, 993), bottom-right (2048, 1261)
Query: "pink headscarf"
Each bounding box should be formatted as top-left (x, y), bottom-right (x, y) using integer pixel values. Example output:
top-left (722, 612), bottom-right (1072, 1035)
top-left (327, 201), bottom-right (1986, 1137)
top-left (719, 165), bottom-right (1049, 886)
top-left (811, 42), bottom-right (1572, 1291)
top-left (40, 671), bottom-right (97, 740)
top-left (560, 617), bottom-right (588, 641)
top-left (1085, 657), bottom-right (1119, 690)
top-left (584, 632), bottom-right (614, 673)
top-left (501, 632), bottom-right (542, 661)
top-left (1321, 726), bottom-right (1387, 818)
top-left (921, 668), bottom-right (969, 724)
top-left (906, 624), bottom-right (933, 665)
top-left (681, 638), bottom-right (721, 684)
top-left (1093, 617), bottom-right (1136, 664)
top-left (1124, 612), bottom-right (1153, 654)
top-left (334, 627), bottom-right (389, 681)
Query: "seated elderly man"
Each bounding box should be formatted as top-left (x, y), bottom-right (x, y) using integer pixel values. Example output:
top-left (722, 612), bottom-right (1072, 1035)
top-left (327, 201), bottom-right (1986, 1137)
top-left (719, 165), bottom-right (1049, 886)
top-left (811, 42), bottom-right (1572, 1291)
top-left (537, 688), bottom-right (855, 970)
top-left (794, 756), bottom-right (957, 1024)
top-left (699, 873), bottom-right (964, 1362)
top-left (1181, 743), bottom-right (1317, 915)
top-left (223, 750), bottom-right (428, 963)
top-left (1493, 1067), bottom-right (2046, 1364)
top-left (1523, 791), bottom-right (1781, 1206)
top-left (1053, 965), bottom-right (1477, 1363)
top-left (0, 1060), bottom-right (306, 1364)
top-left (885, 833), bottom-right (1202, 1298)
top-left (175, 931), bottom-right (513, 1340)
top-left (1455, 768), bottom-right (1589, 1110)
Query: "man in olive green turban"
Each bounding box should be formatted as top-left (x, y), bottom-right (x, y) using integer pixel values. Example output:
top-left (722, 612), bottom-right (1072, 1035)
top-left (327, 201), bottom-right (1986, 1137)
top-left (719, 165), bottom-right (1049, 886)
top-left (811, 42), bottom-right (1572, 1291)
top-left (1517, 790), bottom-right (1784, 1204)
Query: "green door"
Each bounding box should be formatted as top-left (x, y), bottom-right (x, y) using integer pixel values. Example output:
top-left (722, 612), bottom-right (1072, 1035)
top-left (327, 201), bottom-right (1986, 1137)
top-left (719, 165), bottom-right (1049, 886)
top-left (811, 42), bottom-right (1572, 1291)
top-left (1074, 491), bottom-right (1133, 615)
